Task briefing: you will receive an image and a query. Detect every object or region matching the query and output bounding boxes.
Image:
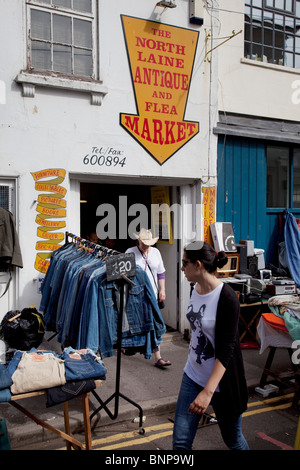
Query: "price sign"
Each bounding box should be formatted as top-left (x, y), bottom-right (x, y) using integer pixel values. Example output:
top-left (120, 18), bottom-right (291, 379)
top-left (106, 253), bottom-right (136, 281)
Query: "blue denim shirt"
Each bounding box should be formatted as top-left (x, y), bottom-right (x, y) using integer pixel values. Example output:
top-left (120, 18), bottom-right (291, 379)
top-left (77, 265), bottom-right (166, 358)
top-left (40, 243), bottom-right (73, 314)
top-left (42, 245), bottom-right (87, 330)
top-left (40, 245), bottom-right (166, 359)
top-left (56, 254), bottom-right (101, 340)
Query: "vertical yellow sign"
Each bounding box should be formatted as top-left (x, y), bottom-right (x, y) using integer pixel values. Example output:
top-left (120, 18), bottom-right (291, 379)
top-left (120, 16), bottom-right (199, 165)
top-left (151, 186), bottom-right (173, 244)
top-left (202, 187), bottom-right (216, 244)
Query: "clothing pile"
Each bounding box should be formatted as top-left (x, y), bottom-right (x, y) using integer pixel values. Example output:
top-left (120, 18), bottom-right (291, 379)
top-left (40, 242), bottom-right (166, 359)
top-left (0, 347), bottom-right (106, 406)
top-left (268, 295), bottom-right (300, 341)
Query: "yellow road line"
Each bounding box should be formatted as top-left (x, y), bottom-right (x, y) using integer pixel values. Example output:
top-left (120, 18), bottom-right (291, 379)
top-left (243, 401), bottom-right (292, 417)
top-left (91, 422), bottom-right (173, 447)
top-left (95, 430), bottom-right (173, 450)
top-left (57, 422), bottom-right (174, 450)
top-left (57, 393), bottom-right (296, 450)
top-left (94, 398), bottom-right (294, 450)
top-left (247, 393), bottom-right (294, 408)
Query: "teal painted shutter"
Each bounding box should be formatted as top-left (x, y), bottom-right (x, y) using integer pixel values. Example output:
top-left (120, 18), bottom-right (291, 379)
top-left (217, 136), bottom-right (268, 256)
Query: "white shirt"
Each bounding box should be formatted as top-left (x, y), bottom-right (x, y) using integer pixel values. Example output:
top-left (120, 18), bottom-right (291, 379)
top-left (184, 283), bottom-right (223, 390)
top-left (125, 246), bottom-right (165, 295)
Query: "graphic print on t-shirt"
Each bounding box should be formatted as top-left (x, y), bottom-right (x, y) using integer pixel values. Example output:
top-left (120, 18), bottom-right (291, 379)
top-left (186, 303), bottom-right (214, 365)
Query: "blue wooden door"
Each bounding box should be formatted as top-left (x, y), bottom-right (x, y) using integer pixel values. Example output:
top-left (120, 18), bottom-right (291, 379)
top-left (216, 136), bottom-right (274, 262)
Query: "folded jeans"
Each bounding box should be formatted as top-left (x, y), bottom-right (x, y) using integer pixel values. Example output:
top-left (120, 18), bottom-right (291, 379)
top-left (46, 379), bottom-right (96, 407)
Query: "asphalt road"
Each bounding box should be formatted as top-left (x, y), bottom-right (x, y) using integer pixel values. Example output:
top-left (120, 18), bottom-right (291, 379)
top-left (8, 389), bottom-right (299, 456)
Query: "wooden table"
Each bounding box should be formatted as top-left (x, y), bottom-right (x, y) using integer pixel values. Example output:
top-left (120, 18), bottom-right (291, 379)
top-left (257, 316), bottom-right (300, 409)
top-left (239, 300), bottom-right (269, 343)
top-left (9, 380), bottom-right (102, 450)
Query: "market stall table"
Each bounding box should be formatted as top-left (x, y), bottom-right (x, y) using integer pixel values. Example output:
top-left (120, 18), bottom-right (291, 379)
top-left (239, 299), bottom-right (270, 345)
top-left (8, 379), bottom-right (102, 450)
top-left (257, 314), bottom-right (299, 408)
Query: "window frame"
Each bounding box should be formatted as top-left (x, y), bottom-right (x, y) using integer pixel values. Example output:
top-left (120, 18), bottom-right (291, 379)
top-left (264, 0), bottom-right (296, 14)
top-left (245, 0), bottom-right (300, 69)
top-left (266, 143), bottom-right (300, 211)
top-left (27, 0), bottom-right (97, 79)
top-left (16, 0), bottom-right (107, 105)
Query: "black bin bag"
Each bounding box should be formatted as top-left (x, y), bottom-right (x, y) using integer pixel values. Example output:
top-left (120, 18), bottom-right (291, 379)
top-left (0, 308), bottom-right (45, 350)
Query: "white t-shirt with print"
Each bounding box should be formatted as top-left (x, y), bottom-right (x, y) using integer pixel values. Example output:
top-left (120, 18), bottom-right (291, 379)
top-left (184, 283), bottom-right (223, 390)
top-left (125, 246), bottom-right (165, 295)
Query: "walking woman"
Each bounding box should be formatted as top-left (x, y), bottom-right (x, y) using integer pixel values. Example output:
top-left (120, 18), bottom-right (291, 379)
top-left (173, 241), bottom-right (249, 450)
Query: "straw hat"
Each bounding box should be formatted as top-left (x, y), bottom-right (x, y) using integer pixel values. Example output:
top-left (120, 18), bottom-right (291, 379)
top-left (134, 228), bottom-right (158, 246)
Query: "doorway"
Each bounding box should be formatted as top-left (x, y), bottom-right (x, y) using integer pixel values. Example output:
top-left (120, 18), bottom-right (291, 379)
top-left (80, 182), bottom-right (152, 253)
top-left (79, 181), bottom-right (179, 330)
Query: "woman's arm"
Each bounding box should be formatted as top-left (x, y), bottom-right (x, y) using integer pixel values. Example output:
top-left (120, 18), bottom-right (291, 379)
top-left (188, 359), bottom-right (226, 415)
top-left (158, 277), bottom-right (166, 301)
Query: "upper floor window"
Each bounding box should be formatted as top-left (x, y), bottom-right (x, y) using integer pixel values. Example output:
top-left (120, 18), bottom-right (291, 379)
top-left (245, 0), bottom-right (300, 68)
top-left (267, 145), bottom-right (300, 208)
top-left (27, 0), bottom-right (97, 79)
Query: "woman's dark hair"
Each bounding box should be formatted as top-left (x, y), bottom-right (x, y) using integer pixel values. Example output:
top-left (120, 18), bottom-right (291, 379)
top-left (184, 241), bottom-right (228, 273)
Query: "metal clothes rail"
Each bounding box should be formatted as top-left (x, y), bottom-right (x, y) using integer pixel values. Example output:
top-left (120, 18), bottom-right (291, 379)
top-left (65, 232), bottom-right (145, 434)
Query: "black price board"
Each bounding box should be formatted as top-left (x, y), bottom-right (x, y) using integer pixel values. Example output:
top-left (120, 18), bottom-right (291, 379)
top-left (106, 253), bottom-right (136, 281)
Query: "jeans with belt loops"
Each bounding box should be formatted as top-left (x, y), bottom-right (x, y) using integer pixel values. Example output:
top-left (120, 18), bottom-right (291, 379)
top-left (61, 347), bottom-right (106, 381)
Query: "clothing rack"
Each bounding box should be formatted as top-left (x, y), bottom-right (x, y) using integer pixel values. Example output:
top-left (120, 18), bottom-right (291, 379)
top-left (65, 231), bottom-right (120, 256)
top-left (65, 232), bottom-right (145, 434)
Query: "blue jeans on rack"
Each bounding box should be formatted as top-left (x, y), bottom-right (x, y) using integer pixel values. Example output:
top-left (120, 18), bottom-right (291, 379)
top-left (173, 373), bottom-right (249, 450)
top-left (40, 243), bottom-right (74, 314)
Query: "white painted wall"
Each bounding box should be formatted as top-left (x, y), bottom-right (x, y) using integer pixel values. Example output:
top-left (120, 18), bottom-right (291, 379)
top-left (0, 0), bottom-right (219, 331)
top-left (218, 0), bottom-right (300, 121)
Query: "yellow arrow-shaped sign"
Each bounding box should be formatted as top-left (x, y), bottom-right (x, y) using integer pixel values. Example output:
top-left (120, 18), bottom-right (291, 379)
top-left (120, 16), bottom-right (200, 165)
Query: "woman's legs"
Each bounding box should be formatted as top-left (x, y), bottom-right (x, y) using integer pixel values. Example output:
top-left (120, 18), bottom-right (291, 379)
top-left (210, 394), bottom-right (249, 450)
top-left (153, 345), bottom-right (171, 367)
top-left (173, 373), bottom-right (202, 450)
top-left (173, 373), bottom-right (249, 450)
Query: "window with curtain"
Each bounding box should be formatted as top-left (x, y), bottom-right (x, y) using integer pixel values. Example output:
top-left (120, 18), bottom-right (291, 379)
top-left (245, 0), bottom-right (300, 68)
top-left (27, 0), bottom-right (96, 78)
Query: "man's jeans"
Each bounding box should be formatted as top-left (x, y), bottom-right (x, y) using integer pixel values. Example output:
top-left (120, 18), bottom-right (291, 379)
top-left (173, 372), bottom-right (249, 450)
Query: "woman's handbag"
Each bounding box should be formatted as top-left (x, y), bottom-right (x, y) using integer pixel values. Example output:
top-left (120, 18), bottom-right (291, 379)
top-left (157, 295), bottom-right (165, 310)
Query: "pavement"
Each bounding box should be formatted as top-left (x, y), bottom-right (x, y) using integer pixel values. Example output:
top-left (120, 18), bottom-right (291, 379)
top-left (0, 330), bottom-right (298, 449)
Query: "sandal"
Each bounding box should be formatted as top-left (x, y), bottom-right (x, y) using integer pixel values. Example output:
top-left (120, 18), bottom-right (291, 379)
top-left (154, 357), bottom-right (172, 368)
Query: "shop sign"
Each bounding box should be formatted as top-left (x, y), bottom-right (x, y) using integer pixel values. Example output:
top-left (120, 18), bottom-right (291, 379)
top-left (202, 186), bottom-right (216, 244)
top-left (120, 16), bottom-right (199, 165)
top-left (151, 186), bottom-right (173, 244)
top-left (31, 169), bottom-right (67, 273)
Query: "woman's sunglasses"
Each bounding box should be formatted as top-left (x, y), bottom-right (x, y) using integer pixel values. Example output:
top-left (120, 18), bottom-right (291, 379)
top-left (181, 259), bottom-right (193, 267)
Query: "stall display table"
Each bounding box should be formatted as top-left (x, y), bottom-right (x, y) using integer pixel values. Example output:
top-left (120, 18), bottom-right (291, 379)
top-left (239, 300), bottom-right (269, 345)
top-left (8, 380), bottom-right (102, 450)
top-left (257, 315), bottom-right (299, 408)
